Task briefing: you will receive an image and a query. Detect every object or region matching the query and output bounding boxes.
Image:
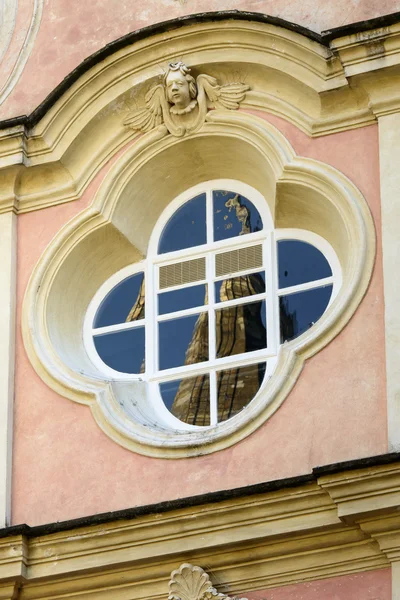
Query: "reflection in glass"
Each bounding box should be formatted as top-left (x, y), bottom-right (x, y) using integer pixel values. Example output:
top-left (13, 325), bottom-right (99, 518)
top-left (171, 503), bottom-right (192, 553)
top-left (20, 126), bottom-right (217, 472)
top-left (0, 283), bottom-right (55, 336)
top-left (159, 313), bottom-right (209, 370)
top-left (217, 362), bottom-right (266, 422)
top-left (94, 273), bottom-right (145, 328)
top-left (93, 327), bottom-right (145, 373)
top-left (158, 284), bottom-right (207, 315)
top-left (213, 190), bottom-right (263, 242)
top-left (278, 240), bottom-right (332, 289)
top-left (215, 272), bottom-right (265, 303)
top-left (160, 375), bottom-right (210, 426)
top-left (158, 194), bottom-right (207, 254)
top-left (280, 285), bottom-right (333, 342)
top-left (216, 300), bottom-right (267, 359)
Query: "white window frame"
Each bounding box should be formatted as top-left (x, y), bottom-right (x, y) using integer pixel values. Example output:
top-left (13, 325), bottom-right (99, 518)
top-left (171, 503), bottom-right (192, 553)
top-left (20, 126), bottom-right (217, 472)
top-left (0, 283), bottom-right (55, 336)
top-left (84, 180), bottom-right (341, 432)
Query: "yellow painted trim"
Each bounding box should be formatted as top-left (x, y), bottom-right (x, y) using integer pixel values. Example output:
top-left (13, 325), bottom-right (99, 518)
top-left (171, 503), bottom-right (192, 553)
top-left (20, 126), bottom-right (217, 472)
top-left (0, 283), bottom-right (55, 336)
top-left (22, 112), bottom-right (375, 458)
top-left (3, 460), bottom-right (400, 598)
top-left (2, 18), bottom-right (400, 214)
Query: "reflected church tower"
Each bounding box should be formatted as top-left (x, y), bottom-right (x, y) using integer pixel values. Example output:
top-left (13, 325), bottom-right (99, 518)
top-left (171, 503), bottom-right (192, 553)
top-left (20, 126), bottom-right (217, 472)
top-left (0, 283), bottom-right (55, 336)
top-left (170, 196), bottom-right (266, 426)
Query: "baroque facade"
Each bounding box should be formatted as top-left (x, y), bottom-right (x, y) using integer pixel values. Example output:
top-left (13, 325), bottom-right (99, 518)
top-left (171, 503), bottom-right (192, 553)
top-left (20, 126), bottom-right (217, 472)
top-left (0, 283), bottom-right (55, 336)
top-left (1, 1), bottom-right (400, 599)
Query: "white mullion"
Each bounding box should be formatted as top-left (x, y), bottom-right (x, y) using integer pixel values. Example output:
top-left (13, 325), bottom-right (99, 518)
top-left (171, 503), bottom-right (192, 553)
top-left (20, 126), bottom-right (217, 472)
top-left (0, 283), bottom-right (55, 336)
top-left (212, 232), bottom-right (265, 255)
top-left (266, 231), bottom-right (278, 355)
top-left (152, 348), bottom-right (275, 383)
top-left (147, 260), bottom-right (157, 376)
top-left (278, 276), bottom-right (334, 297)
top-left (93, 319), bottom-right (145, 337)
top-left (207, 252), bottom-right (216, 362)
top-left (153, 230), bottom-right (265, 267)
top-left (155, 243), bottom-right (209, 265)
top-left (157, 304), bottom-right (208, 322)
top-left (207, 190), bottom-right (217, 425)
top-left (209, 370), bottom-right (218, 426)
top-left (214, 291), bottom-right (267, 311)
top-left (206, 188), bottom-right (214, 244)
top-left (213, 265), bottom-right (265, 283)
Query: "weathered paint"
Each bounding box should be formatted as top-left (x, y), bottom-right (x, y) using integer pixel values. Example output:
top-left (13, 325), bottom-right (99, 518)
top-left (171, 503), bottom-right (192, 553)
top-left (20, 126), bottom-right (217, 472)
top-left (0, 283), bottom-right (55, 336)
top-left (247, 568), bottom-right (391, 600)
top-left (1, 0), bottom-right (400, 120)
top-left (13, 116), bottom-right (386, 526)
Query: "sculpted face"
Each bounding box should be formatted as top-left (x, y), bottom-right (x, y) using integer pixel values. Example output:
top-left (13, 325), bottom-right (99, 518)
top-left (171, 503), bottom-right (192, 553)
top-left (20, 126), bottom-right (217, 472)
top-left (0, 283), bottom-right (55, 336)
top-left (166, 70), bottom-right (191, 109)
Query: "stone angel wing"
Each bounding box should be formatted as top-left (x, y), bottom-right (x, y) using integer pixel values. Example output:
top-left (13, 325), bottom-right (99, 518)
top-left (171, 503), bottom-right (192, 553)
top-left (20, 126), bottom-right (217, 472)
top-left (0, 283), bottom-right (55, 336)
top-left (197, 74), bottom-right (250, 110)
top-left (123, 84), bottom-right (165, 132)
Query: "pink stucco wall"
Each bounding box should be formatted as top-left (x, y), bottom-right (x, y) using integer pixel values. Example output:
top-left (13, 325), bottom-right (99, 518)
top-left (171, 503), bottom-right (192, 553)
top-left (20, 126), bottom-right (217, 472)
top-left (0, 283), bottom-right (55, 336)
top-left (246, 569), bottom-right (391, 600)
top-left (12, 113), bottom-right (387, 526)
top-left (1, 0), bottom-right (400, 121)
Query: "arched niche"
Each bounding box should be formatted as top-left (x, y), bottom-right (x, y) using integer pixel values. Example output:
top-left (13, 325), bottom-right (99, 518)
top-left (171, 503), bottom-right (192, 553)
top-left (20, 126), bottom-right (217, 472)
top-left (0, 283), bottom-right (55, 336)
top-left (23, 112), bottom-right (375, 456)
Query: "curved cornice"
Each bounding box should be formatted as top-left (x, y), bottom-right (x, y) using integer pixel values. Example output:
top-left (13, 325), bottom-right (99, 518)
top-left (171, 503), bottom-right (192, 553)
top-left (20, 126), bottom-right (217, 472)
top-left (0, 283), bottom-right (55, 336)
top-left (1, 10), bottom-right (324, 132)
top-left (1, 9), bottom-right (400, 131)
top-left (0, 12), bottom-right (399, 215)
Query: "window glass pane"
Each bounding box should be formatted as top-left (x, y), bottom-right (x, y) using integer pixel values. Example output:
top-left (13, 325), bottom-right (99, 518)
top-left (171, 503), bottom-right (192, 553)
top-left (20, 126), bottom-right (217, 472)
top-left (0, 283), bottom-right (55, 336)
top-left (278, 240), bottom-right (332, 289)
top-left (215, 272), bottom-right (265, 303)
top-left (94, 273), bottom-right (145, 328)
top-left (216, 300), bottom-right (266, 359)
top-left (93, 327), bottom-right (145, 373)
top-left (160, 374), bottom-right (210, 426)
top-left (158, 194), bottom-right (206, 254)
top-left (159, 313), bottom-right (209, 370)
top-left (213, 190), bottom-right (263, 242)
top-left (280, 285), bottom-right (333, 342)
top-left (158, 284), bottom-right (207, 315)
top-left (217, 363), bottom-right (266, 422)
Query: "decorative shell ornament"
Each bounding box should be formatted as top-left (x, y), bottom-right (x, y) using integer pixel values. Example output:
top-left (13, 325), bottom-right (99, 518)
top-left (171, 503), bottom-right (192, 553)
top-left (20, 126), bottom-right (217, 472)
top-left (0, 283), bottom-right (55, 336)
top-left (124, 62), bottom-right (249, 137)
top-left (168, 564), bottom-right (248, 600)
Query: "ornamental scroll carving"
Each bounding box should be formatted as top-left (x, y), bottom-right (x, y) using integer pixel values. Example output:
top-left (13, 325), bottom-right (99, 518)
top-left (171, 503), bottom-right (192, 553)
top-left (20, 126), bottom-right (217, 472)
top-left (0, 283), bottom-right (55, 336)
top-left (123, 62), bottom-right (249, 137)
top-left (168, 564), bottom-right (248, 600)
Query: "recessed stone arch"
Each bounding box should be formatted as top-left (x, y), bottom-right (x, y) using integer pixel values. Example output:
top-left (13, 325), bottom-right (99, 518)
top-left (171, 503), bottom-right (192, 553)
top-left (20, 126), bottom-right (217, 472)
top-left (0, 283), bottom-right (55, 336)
top-left (22, 111), bottom-right (375, 456)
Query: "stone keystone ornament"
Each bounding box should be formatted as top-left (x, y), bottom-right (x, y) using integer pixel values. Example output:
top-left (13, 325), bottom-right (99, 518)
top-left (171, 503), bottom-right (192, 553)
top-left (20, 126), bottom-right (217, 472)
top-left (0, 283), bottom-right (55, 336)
top-left (124, 62), bottom-right (249, 137)
top-left (168, 564), bottom-right (248, 600)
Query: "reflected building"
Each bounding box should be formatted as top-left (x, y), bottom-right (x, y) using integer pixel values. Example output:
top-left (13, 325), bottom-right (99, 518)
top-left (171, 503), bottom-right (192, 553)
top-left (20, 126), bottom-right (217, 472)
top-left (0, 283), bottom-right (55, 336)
top-left (125, 194), bottom-right (267, 425)
top-left (170, 273), bottom-right (266, 425)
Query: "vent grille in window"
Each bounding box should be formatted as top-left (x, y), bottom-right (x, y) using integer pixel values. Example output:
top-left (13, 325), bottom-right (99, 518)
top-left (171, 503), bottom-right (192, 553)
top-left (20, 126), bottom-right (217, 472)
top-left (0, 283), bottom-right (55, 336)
top-left (215, 244), bottom-right (263, 277)
top-left (159, 257), bottom-right (206, 290)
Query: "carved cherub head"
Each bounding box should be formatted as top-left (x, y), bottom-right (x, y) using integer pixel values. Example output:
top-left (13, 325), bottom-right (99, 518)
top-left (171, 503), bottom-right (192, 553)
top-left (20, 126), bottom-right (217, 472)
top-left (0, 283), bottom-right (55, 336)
top-left (164, 62), bottom-right (197, 112)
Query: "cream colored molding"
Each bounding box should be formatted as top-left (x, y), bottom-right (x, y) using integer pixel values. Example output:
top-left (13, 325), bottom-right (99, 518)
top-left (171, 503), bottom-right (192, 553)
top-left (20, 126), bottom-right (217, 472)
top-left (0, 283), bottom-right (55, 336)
top-left (318, 461), bottom-right (400, 600)
top-left (319, 462), bottom-right (400, 522)
top-left (377, 113), bottom-right (400, 452)
top-left (330, 22), bottom-right (400, 78)
top-left (168, 564), bottom-right (247, 600)
top-left (0, 17), bottom-right (374, 217)
top-left (0, 582), bottom-right (19, 600)
top-left (3, 19), bottom-right (400, 214)
top-left (22, 112), bottom-right (376, 458)
top-left (0, 212), bottom-right (17, 527)
top-left (328, 23), bottom-right (400, 120)
top-left (25, 482), bottom-right (340, 580)
top-left (3, 463), bottom-right (400, 598)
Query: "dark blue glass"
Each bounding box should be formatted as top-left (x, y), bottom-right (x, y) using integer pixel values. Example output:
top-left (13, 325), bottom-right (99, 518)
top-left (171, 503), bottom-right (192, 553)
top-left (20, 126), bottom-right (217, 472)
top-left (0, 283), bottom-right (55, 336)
top-left (215, 272), bottom-right (265, 303)
top-left (217, 362), bottom-right (266, 422)
top-left (213, 190), bottom-right (263, 242)
top-left (158, 284), bottom-right (207, 315)
top-left (159, 313), bottom-right (208, 370)
top-left (94, 272), bottom-right (144, 328)
top-left (216, 300), bottom-right (267, 358)
top-left (278, 240), bottom-right (332, 289)
top-left (160, 375), bottom-right (210, 426)
top-left (158, 194), bottom-right (207, 254)
top-left (94, 327), bottom-right (145, 373)
top-left (280, 285), bottom-right (333, 342)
